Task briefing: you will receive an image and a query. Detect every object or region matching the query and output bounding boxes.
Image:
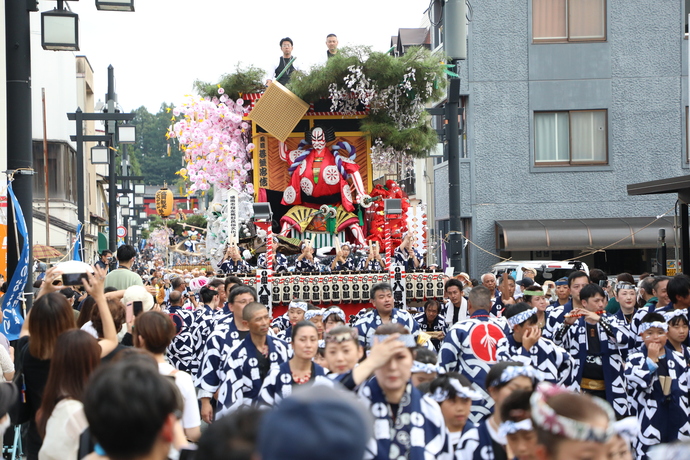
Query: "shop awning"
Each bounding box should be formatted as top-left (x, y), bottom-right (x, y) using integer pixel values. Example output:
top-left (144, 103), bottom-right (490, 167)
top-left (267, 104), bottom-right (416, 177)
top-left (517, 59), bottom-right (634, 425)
top-left (495, 217), bottom-right (674, 251)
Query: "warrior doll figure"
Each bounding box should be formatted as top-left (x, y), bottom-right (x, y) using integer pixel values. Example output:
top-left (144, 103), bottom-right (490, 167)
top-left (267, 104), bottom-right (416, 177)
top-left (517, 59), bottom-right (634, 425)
top-left (280, 126), bottom-right (371, 246)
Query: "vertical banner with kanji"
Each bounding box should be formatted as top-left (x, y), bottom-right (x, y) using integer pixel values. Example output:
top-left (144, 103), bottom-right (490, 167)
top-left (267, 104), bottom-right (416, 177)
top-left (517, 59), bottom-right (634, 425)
top-left (227, 188), bottom-right (240, 245)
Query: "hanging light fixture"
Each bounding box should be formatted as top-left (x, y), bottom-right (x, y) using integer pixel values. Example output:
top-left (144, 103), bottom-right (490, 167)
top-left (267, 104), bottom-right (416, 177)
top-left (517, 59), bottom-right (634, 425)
top-left (95, 0), bottom-right (135, 12)
top-left (41, 1), bottom-right (79, 51)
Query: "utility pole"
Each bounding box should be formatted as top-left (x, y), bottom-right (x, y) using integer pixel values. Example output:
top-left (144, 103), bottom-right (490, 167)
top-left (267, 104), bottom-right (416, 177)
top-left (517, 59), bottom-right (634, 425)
top-left (107, 65), bottom-right (118, 252)
top-left (446, 78), bottom-right (463, 275)
top-left (6, 0), bottom-right (38, 310)
top-left (443, 0), bottom-right (467, 275)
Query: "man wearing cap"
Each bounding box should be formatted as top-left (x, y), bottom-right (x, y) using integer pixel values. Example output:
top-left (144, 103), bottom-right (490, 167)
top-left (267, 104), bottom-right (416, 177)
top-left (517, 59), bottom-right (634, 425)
top-left (551, 277), bottom-right (570, 307)
top-left (196, 286), bottom-right (258, 423)
top-left (216, 303), bottom-right (290, 418)
top-left (439, 286), bottom-right (510, 422)
top-left (515, 276), bottom-right (534, 300)
top-left (354, 283), bottom-right (419, 349)
top-left (257, 386), bottom-right (371, 460)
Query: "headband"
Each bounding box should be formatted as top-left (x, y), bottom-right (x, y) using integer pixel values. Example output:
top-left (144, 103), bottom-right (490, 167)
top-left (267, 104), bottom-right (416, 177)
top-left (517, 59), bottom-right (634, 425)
top-left (498, 419), bottom-right (533, 438)
top-left (489, 365), bottom-right (543, 389)
top-left (324, 328), bottom-right (358, 344)
top-left (613, 417), bottom-right (638, 446)
top-left (323, 307), bottom-right (346, 323)
top-left (289, 301), bottom-right (308, 312)
top-left (411, 361), bottom-right (440, 374)
top-left (663, 309), bottom-right (688, 323)
top-left (372, 334), bottom-right (417, 348)
top-left (507, 308), bottom-right (538, 328)
top-left (615, 283), bottom-right (636, 292)
top-left (429, 378), bottom-right (483, 403)
top-left (555, 279), bottom-right (568, 286)
top-left (530, 382), bottom-right (615, 443)
top-left (523, 289), bottom-right (545, 297)
top-left (638, 321), bottom-right (668, 335)
top-left (304, 310), bottom-right (324, 321)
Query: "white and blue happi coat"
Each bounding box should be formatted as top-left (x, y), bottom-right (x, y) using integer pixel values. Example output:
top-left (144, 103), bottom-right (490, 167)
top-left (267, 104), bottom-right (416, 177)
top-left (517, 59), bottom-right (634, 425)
top-left (256, 361), bottom-right (331, 407)
top-left (195, 319), bottom-right (244, 398)
top-left (258, 252), bottom-right (289, 272)
top-left (438, 310), bottom-right (510, 423)
top-left (357, 378), bottom-right (452, 460)
top-left (354, 308), bottom-right (420, 349)
top-left (216, 335), bottom-right (290, 418)
top-left (496, 334), bottom-right (577, 389)
top-left (555, 315), bottom-right (635, 418)
top-left (358, 258), bottom-right (385, 271)
top-left (271, 312), bottom-right (290, 331)
top-left (414, 312), bottom-right (448, 351)
top-left (166, 305), bottom-right (201, 373)
top-left (455, 419), bottom-right (506, 460)
top-left (181, 304), bottom-right (229, 376)
top-left (542, 300), bottom-right (573, 342)
top-left (276, 324), bottom-right (293, 344)
top-left (218, 258), bottom-right (252, 274)
top-left (625, 345), bottom-right (690, 459)
top-left (453, 421), bottom-right (479, 460)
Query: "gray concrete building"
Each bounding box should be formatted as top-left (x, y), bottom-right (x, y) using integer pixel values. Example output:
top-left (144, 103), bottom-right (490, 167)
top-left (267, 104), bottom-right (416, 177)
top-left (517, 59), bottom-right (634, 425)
top-left (430, 0), bottom-right (689, 276)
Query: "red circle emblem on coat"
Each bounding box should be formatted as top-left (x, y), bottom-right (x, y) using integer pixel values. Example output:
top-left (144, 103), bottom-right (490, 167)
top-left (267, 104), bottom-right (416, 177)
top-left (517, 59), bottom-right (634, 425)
top-left (468, 322), bottom-right (506, 363)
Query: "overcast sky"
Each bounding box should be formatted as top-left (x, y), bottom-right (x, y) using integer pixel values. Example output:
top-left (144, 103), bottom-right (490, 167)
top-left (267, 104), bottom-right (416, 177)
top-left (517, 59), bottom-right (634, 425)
top-left (50, 0), bottom-right (430, 113)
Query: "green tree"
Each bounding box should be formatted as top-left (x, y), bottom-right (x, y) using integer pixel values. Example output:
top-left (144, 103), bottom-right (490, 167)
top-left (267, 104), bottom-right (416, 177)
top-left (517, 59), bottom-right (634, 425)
top-left (128, 104), bottom-right (185, 185)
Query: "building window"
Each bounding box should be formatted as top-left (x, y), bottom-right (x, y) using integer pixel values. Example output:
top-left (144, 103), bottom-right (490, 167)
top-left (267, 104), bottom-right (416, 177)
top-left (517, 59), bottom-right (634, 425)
top-left (533, 0), bottom-right (606, 42)
top-left (33, 141), bottom-right (78, 202)
top-left (534, 110), bottom-right (607, 165)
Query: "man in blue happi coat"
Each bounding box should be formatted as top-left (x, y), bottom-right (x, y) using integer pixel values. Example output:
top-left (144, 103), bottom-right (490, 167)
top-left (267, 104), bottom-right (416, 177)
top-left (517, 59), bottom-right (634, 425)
top-left (354, 282), bottom-right (419, 349)
top-left (196, 285), bottom-right (258, 423)
top-left (439, 285), bottom-right (510, 423)
top-left (216, 302), bottom-right (290, 418)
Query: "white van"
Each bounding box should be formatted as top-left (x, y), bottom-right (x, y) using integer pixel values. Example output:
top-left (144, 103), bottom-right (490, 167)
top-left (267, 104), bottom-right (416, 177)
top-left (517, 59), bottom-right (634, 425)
top-left (490, 260), bottom-right (589, 286)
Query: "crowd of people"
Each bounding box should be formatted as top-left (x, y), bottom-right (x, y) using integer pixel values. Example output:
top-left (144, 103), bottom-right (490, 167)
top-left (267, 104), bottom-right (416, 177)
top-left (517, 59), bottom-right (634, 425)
top-left (6, 244), bottom-right (689, 460)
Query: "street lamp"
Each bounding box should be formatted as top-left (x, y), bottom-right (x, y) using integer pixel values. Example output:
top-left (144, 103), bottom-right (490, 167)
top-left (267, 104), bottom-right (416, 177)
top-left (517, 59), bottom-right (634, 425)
top-left (134, 196), bottom-right (144, 206)
top-left (96, 0), bottom-right (135, 12)
top-left (139, 211), bottom-right (147, 219)
top-left (41, 2), bottom-right (79, 51)
top-left (118, 123), bottom-right (136, 143)
top-left (118, 196), bottom-right (129, 206)
top-left (90, 143), bottom-right (109, 164)
top-left (134, 184), bottom-right (145, 195)
top-left (121, 207), bottom-right (131, 217)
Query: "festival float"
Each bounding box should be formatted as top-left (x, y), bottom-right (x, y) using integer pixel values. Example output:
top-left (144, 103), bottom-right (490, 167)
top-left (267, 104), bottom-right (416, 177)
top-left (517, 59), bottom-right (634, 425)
top-left (166, 47), bottom-right (450, 318)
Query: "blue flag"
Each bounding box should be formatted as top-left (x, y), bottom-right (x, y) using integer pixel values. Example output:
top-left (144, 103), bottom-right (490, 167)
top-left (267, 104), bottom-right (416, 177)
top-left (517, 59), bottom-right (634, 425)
top-left (1, 184), bottom-right (28, 341)
top-left (73, 222), bottom-right (82, 261)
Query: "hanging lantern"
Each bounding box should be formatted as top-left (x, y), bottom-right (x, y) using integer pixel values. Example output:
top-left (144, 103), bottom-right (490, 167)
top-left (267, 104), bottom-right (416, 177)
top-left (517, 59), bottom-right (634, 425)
top-left (155, 187), bottom-right (174, 217)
